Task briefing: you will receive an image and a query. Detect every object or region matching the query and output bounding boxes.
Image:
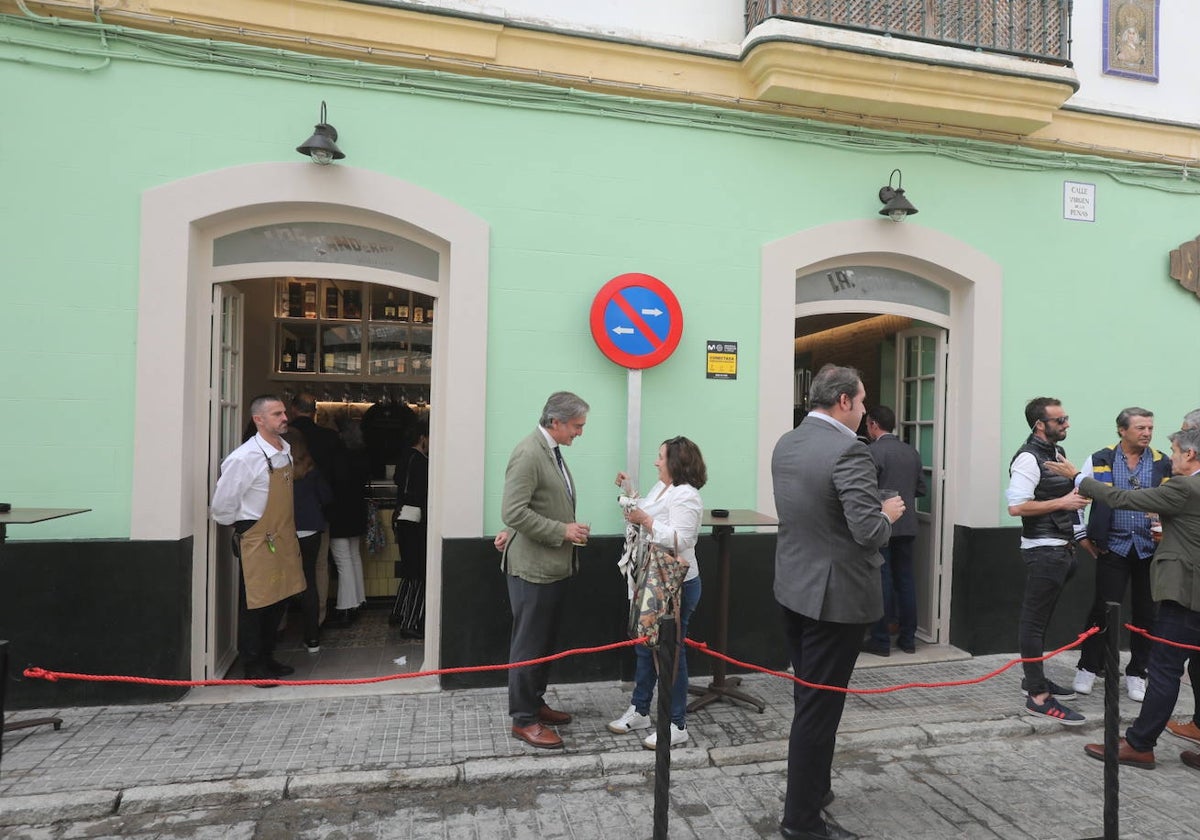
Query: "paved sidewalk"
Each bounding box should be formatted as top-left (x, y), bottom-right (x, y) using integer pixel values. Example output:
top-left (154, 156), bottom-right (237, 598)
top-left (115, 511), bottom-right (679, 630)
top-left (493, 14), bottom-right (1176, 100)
top-left (0, 649), bottom-right (1194, 835)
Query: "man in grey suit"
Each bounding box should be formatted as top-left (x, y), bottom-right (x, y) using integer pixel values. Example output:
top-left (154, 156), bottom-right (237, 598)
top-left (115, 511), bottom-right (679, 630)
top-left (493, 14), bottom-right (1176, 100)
top-left (494, 392), bottom-right (591, 750)
top-left (772, 365), bottom-right (905, 840)
top-left (1047, 427), bottom-right (1200, 771)
top-left (863, 405), bottom-right (928, 656)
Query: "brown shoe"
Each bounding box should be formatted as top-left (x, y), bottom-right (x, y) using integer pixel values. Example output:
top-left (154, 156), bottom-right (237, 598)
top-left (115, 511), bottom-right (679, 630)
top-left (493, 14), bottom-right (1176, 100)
top-left (1166, 718), bottom-right (1200, 746)
top-left (1182, 751), bottom-right (1200, 771)
top-left (1084, 739), bottom-right (1155, 769)
top-left (537, 704), bottom-right (572, 725)
top-left (511, 722), bottom-right (563, 749)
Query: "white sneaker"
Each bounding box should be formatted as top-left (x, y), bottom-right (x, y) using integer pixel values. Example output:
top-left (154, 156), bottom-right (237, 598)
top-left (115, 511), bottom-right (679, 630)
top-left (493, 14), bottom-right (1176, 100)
top-left (1126, 675), bottom-right (1147, 702)
top-left (642, 723), bottom-right (689, 750)
top-left (607, 705), bottom-right (651, 734)
top-left (1074, 669), bottom-right (1097, 696)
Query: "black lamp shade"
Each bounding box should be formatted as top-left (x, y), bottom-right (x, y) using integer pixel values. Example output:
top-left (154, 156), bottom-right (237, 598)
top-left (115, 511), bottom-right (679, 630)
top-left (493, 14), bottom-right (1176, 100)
top-left (297, 123), bottom-right (344, 165)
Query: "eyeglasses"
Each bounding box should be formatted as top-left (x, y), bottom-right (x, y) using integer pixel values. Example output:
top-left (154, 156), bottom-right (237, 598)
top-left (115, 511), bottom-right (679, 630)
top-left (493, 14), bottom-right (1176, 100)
top-left (1042, 416), bottom-right (1069, 426)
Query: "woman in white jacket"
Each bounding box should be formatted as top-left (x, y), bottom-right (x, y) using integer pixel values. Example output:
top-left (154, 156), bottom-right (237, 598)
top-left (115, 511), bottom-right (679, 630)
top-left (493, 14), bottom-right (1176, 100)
top-left (608, 436), bottom-right (707, 749)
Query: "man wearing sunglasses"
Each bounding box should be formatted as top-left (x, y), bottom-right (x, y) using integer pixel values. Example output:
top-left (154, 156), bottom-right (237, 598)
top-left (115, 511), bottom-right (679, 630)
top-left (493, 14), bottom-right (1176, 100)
top-left (1006, 397), bottom-right (1090, 725)
top-left (1070, 408), bottom-right (1169, 701)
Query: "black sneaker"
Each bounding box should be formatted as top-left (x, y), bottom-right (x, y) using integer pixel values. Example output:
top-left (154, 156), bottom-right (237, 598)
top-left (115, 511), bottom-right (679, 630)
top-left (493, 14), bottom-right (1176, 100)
top-left (1020, 679), bottom-right (1076, 700)
top-left (1025, 694), bottom-right (1086, 726)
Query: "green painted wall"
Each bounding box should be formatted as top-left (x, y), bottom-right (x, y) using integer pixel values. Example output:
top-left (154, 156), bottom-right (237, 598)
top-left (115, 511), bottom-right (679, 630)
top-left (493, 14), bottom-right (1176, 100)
top-left (2, 16), bottom-right (1198, 540)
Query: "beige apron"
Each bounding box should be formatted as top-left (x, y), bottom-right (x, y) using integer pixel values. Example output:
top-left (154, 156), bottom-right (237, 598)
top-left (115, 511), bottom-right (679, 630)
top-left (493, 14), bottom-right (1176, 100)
top-left (236, 456), bottom-right (305, 610)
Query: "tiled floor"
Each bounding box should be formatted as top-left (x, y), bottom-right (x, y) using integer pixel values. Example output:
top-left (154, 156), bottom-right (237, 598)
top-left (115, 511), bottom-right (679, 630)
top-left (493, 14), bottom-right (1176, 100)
top-left (180, 602), bottom-right (433, 705)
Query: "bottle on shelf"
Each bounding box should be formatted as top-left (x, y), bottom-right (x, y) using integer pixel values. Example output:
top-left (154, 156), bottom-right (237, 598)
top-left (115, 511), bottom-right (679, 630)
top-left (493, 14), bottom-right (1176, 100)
top-left (281, 338), bottom-right (296, 372)
top-left (384, 291), bottom-right (397, 320)
top-left (324, 287), bottom-right (340, 319)
top-left (302, 282), bottom-right (319, 319)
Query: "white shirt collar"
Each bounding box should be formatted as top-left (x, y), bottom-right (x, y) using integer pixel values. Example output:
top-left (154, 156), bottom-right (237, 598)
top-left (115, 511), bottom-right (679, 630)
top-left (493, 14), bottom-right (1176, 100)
top-left (809, 410), bottom-right (859, 438)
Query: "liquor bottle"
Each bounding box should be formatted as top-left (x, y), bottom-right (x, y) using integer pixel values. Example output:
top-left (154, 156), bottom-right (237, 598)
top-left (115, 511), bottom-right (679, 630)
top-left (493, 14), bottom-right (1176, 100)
top-left (279, 283), bottom-right (291, 318)
top-left (281, 339), bottom-right (296, 372)
top-left (343, 289), bottom-right (362, 319)
top-left (303, 282), bottom-right (318, 319)
top-left (426, 301), bottom-right (434, 324)
top-left (413, 306), bottom-right (424, 323)
top-left (384, 291), bottom-right (397, 320)
top-left (397, 303), bottom-right (410, 321)
top-left (288, 281), bottom-right (303, 318)
top-left (325, 287), bottom-right (340, 319)
top-left (296, 338), bottom-right (311, 371)
top-left (323, 351), bottom-right (335, 372)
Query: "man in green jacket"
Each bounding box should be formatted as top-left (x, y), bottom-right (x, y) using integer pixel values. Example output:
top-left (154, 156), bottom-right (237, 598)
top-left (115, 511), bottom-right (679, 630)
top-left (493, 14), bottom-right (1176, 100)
top-left (494, 392), bottom-right (591, 750)
top-left (1046, 427), bottom-right (1200, 770)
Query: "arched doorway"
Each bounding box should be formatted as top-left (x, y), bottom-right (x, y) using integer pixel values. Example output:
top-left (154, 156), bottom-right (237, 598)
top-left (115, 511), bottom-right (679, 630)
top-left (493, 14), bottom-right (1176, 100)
top-left (132, 162), bottom-right (489, 684)
top-left (759, 220), bottom-right (1004, 644)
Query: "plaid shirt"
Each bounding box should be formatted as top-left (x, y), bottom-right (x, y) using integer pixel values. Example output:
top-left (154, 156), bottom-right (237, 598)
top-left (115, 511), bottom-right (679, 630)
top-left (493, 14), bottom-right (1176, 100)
top-left (1107, 449), bottom-right (1156, 560)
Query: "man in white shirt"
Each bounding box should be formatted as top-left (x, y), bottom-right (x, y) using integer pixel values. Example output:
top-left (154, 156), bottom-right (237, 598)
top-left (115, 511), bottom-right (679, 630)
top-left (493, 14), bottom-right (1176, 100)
top-left (211, 395), bottom-right (305, 682)
top-left (1006, 396), bottom-right (1089, 725)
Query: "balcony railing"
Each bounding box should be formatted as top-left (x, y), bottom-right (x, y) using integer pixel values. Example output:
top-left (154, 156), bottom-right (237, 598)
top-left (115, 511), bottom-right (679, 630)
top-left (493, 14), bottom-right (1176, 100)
top-left (746, 0), bottom-right (1071, 65)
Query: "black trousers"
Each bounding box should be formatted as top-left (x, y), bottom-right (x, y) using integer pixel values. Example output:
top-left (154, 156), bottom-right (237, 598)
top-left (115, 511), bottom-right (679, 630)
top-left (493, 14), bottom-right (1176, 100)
top-left (781, 605), bottom-right (867, 833)
top-left (1076, 548), bottom-right (1154, 677)
top-left (506, 574), bottom-right (569, 726)
top-left (297, 533), bottom-right (323, 642)
top-left (233, 531), bottom-right (287, 670)
top-left (1018, 544), bottom-right (1077, 695)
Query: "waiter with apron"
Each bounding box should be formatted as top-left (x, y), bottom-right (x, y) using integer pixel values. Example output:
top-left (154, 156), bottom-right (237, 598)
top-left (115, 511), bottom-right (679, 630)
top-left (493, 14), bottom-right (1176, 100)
top-left (211, 394), bottom-right (307, 682)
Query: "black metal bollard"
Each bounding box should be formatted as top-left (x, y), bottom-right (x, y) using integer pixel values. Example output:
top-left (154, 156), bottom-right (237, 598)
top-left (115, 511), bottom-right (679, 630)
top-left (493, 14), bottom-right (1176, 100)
top-left (652, 617), bottom-right (677, 840)
top-left (1, 639), bottom-right (8, 770)
top-left (1101, 601), bottom-right (1121, 840)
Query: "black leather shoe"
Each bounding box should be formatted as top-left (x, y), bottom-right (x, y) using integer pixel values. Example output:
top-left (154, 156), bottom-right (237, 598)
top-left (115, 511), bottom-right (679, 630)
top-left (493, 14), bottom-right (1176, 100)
top-left (780, 817), bottom-right (858, 840)
top-left (262, 659), bottom-right (295, 677)
top-left (860, 640), bottom-right (890, 657)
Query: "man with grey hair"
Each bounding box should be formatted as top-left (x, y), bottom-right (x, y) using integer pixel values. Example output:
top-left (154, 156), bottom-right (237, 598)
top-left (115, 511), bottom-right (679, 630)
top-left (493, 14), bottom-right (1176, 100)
top-left (773, 364), bottom-right (904, 840)
top-left (1047, 427), bottom-right (1200, 771)
top-left (1070, 407), bottom-right (1169, 701)
top-left (494, 391), bottom-right (591, 750)
top-left (1183, 408), bottom-right (1200, 431)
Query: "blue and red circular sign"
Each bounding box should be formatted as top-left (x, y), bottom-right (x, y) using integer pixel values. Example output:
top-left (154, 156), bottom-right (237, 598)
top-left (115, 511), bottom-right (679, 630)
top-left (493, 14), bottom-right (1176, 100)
top-left (589, 273), bottom-right (683, 369)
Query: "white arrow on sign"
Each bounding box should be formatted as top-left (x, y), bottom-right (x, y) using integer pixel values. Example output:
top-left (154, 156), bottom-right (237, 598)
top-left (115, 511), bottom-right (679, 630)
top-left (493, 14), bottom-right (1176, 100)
top-left (612, 326), bottom-right (635, 335)
top-left (640, 308), bottom-right (663, 317)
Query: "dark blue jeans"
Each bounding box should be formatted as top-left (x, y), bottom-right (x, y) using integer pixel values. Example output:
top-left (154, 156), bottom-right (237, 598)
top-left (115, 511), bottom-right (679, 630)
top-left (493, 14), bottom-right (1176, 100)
top-left (1018, 544), bottom-right (1077, 696)
top-left (869, 536), bottom-right (917, 649)
top-left (1126, 600), bottom-right (1200, 752)
top-left (631, 576), bottom-right (701, 727)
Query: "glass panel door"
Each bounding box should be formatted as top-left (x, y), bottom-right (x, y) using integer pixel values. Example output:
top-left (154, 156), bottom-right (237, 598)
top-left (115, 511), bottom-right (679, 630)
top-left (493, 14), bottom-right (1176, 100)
top-left (208, 283), bottom-right (243, 678)
top-left (895, 327), bottom-right (947, 642)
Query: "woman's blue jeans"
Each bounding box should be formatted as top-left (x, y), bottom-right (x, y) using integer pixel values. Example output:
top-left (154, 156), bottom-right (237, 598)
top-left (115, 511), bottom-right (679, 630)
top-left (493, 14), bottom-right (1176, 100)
top-left (631, 576), bottom-right (701, 727)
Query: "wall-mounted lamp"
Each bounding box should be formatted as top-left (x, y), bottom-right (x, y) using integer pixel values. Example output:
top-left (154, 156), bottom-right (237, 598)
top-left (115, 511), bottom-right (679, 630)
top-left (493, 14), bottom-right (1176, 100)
top-left (296, 101), bottom-right (345, 165)
top-left (878, 169), bottom-right (918, 221)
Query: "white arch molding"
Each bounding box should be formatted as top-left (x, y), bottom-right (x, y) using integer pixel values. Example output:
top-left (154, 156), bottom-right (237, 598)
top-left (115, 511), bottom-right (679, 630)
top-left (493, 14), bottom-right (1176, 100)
top-left (758, 219), bottom-right (1003, 529)
top-left (133, 162), bottom-right (490, 680)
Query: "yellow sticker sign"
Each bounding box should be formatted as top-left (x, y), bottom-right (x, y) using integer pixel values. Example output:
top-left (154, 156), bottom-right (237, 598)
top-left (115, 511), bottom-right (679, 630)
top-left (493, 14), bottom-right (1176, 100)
top-left (706, 341), bottom-right (737, 380)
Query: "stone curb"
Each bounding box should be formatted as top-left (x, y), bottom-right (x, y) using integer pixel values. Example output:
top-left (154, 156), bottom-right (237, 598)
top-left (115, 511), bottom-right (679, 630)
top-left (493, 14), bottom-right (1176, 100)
top-left (0, 717), bottom-right (1099, 826)
top-left (287, 766), bottom-right (461, 798)
top-left (119, 776), bottom-right (287, 815)
top-left (0, 789), bottom-right (119, 827)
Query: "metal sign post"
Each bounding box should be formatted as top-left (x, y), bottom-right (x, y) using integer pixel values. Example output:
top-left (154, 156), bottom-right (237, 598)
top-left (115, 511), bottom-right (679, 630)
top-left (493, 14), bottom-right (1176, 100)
top-left (589, 273), bottom-right (684, 835)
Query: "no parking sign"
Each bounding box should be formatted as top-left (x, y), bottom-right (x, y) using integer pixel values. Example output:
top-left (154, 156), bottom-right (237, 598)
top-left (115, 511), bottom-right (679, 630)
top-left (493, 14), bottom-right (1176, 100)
top-left (589, 273), bottom-right (683, 369)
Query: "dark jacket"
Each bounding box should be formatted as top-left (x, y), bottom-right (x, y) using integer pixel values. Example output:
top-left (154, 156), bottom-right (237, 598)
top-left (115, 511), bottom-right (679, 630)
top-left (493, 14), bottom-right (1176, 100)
top-left (869, 433), bottom-right (928, 538)
top-left (293, 470), bottom-right (332, 532)
top-left (327, 446), bottom-right (370, 537)
top-left (290, 415), bottom-right (345, 486)
top-left (1010, 434), bottom-right (1076, 541)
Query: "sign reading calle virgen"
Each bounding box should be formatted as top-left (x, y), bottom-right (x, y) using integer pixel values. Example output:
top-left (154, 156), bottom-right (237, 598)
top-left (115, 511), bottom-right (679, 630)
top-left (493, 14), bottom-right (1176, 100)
top-left (1169, 234), bottom-right (1200, 299)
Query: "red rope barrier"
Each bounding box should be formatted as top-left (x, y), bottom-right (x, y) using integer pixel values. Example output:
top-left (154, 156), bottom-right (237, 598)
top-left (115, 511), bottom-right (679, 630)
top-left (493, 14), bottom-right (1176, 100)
top-left (21, 627), bottom-right (1101, 695)
top-left (22, 638), bottom-right (642, 688)
top-left (685, 626), bottom-right (1101, 696)
top-left (1125, 623), bottom-right (1200, 653)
